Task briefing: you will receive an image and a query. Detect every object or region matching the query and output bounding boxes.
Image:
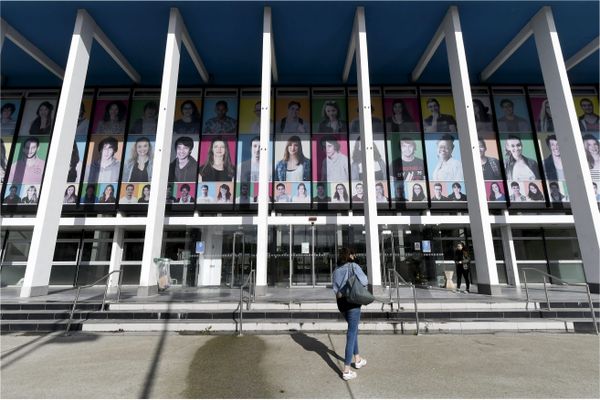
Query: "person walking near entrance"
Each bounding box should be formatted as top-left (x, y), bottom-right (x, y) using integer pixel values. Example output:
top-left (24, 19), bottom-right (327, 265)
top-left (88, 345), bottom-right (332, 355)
top-left (453, 242), bottom-right (471, 293)
top-left (332, 247), bottom-right (368, 380)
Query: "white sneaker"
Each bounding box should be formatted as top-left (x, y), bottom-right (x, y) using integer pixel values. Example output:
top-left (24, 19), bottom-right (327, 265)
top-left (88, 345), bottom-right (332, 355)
top-left (342, 370), bottom-right (357, 380)
top-left (354, 358), bottom-right (367, 369)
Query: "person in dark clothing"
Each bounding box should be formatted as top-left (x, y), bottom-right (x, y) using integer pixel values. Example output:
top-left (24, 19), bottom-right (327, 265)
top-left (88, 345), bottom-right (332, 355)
top-left (453, 242), bottom-right (471, 293)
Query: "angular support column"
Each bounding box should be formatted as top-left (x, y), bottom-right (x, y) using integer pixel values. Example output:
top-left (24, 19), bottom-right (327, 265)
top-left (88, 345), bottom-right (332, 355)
top-left (500, 223), bottom-right (520, 288)
top-left (255, 7), bottom-right (275, 295)
top-left (138, 9), bottom-right (208, 296)
top-left (532, 7), bottom-right (600, 293)
top-left (354, 7), bottom-right (382, 290)
top-left (444, 6), bottom-right (500, 295)
top-left (138, 9), bottom-right (183, 296)
top-left (107, 226), bottom-right (124, 294)
top-left (20, 11), bottom-right (94, 297)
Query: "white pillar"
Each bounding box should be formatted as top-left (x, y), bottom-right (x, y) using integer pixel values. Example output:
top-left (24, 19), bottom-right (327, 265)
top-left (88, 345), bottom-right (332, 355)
top-left (444, 6), bottom-right (500, 295)
top-left (107, 226), bottom-right (124, 294)
top-left (354, 7), bottom-right (382, 290)
top-left (255, 7), bottom-right (274, 295)
top-left (500, 223), bottom-right (520, 288)
top-left (532, 7), bottom-right (600, 293)
top-left (20, 11), bottom-right (94, 297)
top-left (138, 9), bottom-right (183, 296)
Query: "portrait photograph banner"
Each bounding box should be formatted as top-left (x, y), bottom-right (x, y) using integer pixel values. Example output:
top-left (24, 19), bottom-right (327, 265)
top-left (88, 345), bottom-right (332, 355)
top-left (17, 98), bottom-right (57, 137)
top-left (493, 94), bottom-right (532, 134)
top-left (275, 94), bottom-right (310, 134)
top-left (499, 132), bottom-right (544, 204)
top-left (537, 131), bottom-right (569, 203)
top-left (92, 99), bottom-right (129, 135)
top-left (420, 95), bottom-right (457, 134)
top-left (168, 133), bottom-right (200, 186)
top-left (383, 97), bottom-right (421, 133)
top-left (173, 98), bottom-right (202, 136)
top-left (128, 99), bottom-right (159, 135)
top-left (573, 95), bottom-right (599, 134)
top-left (198, 135), bottom-right (237, 183)
top-left (202, 97), bottom-right (238, 135)
top-left (1, 98), bottom-right (23, 138)
top-left (121, 135), bottom-right (156, 186)
top-left (312, 97), bottom-right (348, 134)
top-left (82, 134), bottom-right (123, 204)
top-left (62, 183), bottom-right (79, 205)
top-left (347, 95), bottom-right (384, 134)
top-left (239, 96), bottom-right (274, 135)
top-left (425, 132), bottom-right (466, 202)
top-left (4, 135), bottom-right (50, 189)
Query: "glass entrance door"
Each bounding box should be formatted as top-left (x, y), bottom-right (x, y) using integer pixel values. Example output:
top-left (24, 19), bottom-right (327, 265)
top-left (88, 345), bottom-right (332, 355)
top-left (269, 224), bottom-right (336, 287)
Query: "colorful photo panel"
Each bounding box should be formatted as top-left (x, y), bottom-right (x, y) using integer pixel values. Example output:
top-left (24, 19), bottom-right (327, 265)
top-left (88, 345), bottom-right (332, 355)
top-left (198, 135), bottom-right (237, 183)
top-left (92, 99), bottom-right (129, 135)
top-left (421, 96), bottom-right (457, 133)
top-left (1, 99), bottom-right (22, 138)
top-left (383, 97), bottom-right (421, 133)
top-left (276, 95), bottom-right (310, 134)
top-left (347, 95), bottom-right (384, 134)
top-left (493, 95), bottom-right (532, 134)
top-left (173, 98), bottom-right (202, 135)
top-left (425, 132), bottom-right (465, 202)
top-left (202, 97), bottom-right (238, 135)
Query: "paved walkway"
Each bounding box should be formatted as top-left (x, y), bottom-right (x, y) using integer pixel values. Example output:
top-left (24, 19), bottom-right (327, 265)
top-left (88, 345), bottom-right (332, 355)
top-left (1, 332), bottom-right (598, 398)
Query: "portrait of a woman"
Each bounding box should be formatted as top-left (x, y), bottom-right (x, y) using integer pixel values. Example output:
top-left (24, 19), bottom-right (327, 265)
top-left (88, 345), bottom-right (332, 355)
top-left (332, 183), bottom-right (349, 203)
top-left (63, 185), bottom-right (78, 204)
top-left (527, 182), bottom-right (545, 201)
top-left (318, 100), bottom-right (346, 133)
top-left (29, 101), bottom-right (54, 135)
top-left (411, 183), bottom-right (426, 201)
top-left (386, 99), bottom-right (415, 132)
top-left (95, 101), bottom-right (127, 135)
top-left (123, 137), bottom-right (153, 182)
top-left (199, 137), bottom-right (235, 182)
top-left (138, 184), bottom-right (151, 203)
top-left (21, 185), bottom-right (38, 204)
top-left (488, 182), bottom-right (506, 201)
top-left (275, 136), bottom-right (311, 181)
top-left (216, 183), bottom-right (232, 203)
top-left (99, 184), bottom-right (117, 203)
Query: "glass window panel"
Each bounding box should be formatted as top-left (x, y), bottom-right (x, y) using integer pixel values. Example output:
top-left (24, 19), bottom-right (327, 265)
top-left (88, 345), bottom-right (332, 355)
top-left (123, 242), bottom-right (143, 261)
top-left (545, 239), bottom-right (581, 260)
top-left (548, 262), bottom-right (585, 283)
top-left (81, 241), bottom-right (112, 262)
top-left (0, 265), bottom-right (26, 285)
top-left (49, 265), bottom-right (76, 285)
top-left (53, 242), bottom-right (79, 262)
top-left (514, 239), bottom-right (546, 260)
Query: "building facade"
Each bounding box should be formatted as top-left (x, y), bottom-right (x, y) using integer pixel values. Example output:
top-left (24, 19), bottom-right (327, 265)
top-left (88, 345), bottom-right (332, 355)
top-left (1, 1), bottom-right (598, 297)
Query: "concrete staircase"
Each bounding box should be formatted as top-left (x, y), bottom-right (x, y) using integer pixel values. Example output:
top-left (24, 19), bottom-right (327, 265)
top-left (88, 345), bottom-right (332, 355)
top-left (2, 298), bottom-right (598, 334)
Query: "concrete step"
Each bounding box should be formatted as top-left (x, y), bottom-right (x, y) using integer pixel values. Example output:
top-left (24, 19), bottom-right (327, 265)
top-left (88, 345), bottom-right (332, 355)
top-left (77, 318), bottom-right (579, 334)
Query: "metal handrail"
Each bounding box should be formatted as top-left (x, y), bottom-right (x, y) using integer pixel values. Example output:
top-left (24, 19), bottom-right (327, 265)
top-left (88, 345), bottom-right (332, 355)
top-left (238, 268), bottom-right (256, 336)
top-left (521, 268), bottom-right (598, 335)
top-left (65, 270), bottom-right (123, 335)
top-left (387, 268), bottom-right (420, 335)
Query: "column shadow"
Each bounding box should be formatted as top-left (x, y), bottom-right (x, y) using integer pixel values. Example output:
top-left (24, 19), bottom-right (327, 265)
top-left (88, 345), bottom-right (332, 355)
top-left (290, 331), bottom-right (344, 375)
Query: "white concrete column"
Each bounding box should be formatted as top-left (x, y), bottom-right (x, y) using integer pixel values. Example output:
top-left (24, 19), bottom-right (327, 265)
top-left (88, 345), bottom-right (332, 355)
top-left (255, 7), bottom-right (274, 295)
top-left (20, 11), bottom-right (94, 297)
top-left (138, 9), bottom-right (183, 296)
top-left (107, 226), bottom-right (124, 294)
top-left (354, 7), bottom-right (382, 290)
top-left (444, 6), bottom-right (500, 295)
top-left (532, 7), bottom-right (600, 293)
top-left (500, 223), bottom-right (520, 288)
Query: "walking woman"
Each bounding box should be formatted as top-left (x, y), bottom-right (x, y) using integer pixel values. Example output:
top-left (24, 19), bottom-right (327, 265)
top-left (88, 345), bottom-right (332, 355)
top-left (453, 242), bottom-right (471, 293)
top-left (332, 248), bottom-right (368, 380)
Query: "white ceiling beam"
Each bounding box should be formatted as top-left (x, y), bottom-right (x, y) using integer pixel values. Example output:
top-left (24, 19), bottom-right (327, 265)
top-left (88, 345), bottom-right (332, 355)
top-left (479, 18), bottom-right (534, 81)
top-left (175, 8), bottom-right (210, 83)
top-left (411, 12), bottom-right (449, 82)
top-left (82, 9), bottom-right (141, 83)
top-left (269, 11), bottom-right (278, 83)
top-left (0, 18), bottom-right (65, 79)
top-left (565, 36), bottom-right (599, 71)
top-left (342, 13), bottom-right (357, 83)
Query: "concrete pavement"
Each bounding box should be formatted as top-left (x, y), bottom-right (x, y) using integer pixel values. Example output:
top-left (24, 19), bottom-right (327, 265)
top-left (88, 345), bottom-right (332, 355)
top-left (1, 332), bottom-right (598, 398)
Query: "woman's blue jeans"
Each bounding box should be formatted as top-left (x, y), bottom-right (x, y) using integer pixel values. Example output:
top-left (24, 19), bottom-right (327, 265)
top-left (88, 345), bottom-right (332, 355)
top-left (343, 306), bottom-right (361, 365)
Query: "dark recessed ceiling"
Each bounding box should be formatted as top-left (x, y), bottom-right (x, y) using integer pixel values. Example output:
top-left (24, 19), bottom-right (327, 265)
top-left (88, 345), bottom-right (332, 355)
top-left (1, 1), bottom-right (598, 88)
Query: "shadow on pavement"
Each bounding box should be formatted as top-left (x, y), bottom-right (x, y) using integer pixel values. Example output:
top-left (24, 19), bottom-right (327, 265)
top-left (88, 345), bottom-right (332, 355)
top-left (182, 335), bottom-right (272, 398)
top-left (290, 331), bottom-right (343, 375)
